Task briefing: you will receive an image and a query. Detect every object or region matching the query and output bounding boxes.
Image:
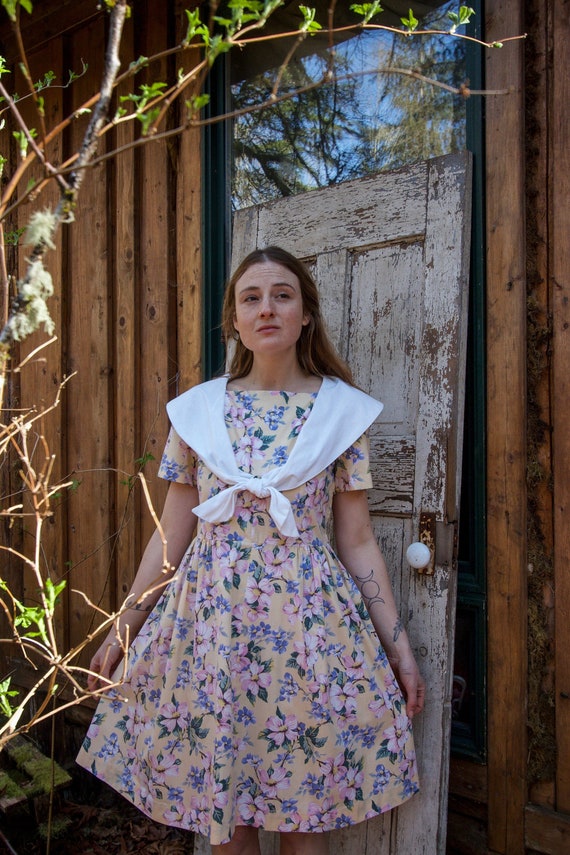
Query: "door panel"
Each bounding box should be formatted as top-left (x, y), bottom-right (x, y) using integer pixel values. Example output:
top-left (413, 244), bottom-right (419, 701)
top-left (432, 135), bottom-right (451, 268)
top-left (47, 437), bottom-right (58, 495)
top-left (195, 152), bottom-right (471, 855)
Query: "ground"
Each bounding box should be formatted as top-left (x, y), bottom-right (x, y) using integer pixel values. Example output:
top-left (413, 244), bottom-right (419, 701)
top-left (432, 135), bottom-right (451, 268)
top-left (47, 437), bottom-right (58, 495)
top-left (0, 770), bottom-right (192, 855)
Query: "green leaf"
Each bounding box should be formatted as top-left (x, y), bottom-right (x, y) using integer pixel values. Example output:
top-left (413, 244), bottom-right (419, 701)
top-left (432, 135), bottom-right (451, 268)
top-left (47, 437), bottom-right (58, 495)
top-left (447, 5), bottom-right (475, 33)
top-left (183, 9), bottom-right (209, 46)
top-left (185, 93), bottom-right (210, 115)
top-left (400, 8), bottom-right (418, 32)
top-left (135, 451), bottom-right (155, 468)
top-left (44, 577), bottom-right (66, 613)
top-left (137, 107), bottom-right (161, 136)
top-left (2, 0), bottom-right (33, 21)
top-left (0, 677), bottom-right (19, 718)
top-left (299, 5), bottom-right (321, 33)
top-left (350, 2), bottom-right (383, 24)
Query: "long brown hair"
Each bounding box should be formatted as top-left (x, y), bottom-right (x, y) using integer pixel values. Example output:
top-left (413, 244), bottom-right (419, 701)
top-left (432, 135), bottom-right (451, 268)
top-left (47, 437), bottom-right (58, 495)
top-left (221, 246), bottom-right (353, 385)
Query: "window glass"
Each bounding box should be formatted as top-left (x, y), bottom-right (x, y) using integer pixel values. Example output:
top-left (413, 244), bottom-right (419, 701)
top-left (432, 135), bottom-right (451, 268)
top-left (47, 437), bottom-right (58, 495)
top-left (231, 1), bottom-right (467, 209)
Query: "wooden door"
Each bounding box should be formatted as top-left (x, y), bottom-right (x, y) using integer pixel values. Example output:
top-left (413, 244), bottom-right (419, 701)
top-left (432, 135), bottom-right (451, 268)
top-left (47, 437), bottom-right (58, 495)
top-left (195, 152), bottom-right (472, 855)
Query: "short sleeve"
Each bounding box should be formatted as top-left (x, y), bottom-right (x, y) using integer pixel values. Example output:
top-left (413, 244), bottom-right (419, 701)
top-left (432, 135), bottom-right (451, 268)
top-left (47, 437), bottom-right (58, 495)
top-left (158, 427), bottom-right (198, 485)
top-left (334, 433), bottom-right (373, 492)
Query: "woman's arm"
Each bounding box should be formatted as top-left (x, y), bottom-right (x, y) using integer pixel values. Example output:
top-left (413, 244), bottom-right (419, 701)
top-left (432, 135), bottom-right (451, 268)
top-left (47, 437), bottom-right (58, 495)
top-left (333, 489), bottom-right (425, 718)
top-left (87, 480), bottom-right (199, 690)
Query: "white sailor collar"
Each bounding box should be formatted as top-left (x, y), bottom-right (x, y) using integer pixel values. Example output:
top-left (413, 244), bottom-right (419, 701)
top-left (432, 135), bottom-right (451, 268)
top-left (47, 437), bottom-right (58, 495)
top-left (166, 376), bottom-right (383, 538)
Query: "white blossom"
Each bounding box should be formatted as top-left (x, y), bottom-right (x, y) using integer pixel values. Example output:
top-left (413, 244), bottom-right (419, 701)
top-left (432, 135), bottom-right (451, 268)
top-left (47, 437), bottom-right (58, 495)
top-left (23, 209), bottom-right (57, 250)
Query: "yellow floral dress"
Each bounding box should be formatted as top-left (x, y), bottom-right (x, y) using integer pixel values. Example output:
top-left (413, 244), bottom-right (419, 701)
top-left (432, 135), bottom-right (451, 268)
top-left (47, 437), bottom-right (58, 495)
top-left (77, 389), bottom-right (419, 845)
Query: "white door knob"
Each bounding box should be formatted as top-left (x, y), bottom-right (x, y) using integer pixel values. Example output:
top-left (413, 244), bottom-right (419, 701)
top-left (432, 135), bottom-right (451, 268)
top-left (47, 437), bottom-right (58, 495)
top-left (406, 541), bottom-right (432, 569)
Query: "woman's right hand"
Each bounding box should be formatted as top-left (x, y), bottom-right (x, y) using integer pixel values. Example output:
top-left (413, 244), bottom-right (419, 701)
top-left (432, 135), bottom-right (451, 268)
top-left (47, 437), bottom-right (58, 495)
top-left (87, 637), bottom-right (125, 692)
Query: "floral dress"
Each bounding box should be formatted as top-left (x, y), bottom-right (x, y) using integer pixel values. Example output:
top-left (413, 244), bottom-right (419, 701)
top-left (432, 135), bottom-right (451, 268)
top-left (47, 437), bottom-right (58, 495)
top-left (77, 389), bottom-right (419, 845)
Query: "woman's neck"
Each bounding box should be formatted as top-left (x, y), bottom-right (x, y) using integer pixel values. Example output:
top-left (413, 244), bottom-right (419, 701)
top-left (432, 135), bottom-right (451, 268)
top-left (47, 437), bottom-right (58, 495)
top-left (231, 360), bottom-right (321, 392)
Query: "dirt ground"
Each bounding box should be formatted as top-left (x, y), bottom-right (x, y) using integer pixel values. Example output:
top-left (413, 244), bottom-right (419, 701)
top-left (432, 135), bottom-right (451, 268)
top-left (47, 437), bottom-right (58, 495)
top-left (0, 771), bottom-right (193, 855)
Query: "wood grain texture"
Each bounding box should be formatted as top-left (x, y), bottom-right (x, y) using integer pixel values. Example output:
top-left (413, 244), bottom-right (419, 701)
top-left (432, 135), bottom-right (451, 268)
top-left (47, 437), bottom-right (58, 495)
top-left (136, 1), bottom-right (171, 550)
top-left (551, 0), bottom-right (570, 816)
top-left (485, 1), bottom-right (527, 851)
top-left (65, 16), bottom-right (112, 653)
top-left (112, 15), bottom-right (138, 623)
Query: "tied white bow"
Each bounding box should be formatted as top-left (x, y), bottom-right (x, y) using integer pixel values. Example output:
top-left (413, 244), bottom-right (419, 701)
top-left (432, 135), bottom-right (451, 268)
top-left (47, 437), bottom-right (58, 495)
top-left (193, 474), bottom-right (299, 538)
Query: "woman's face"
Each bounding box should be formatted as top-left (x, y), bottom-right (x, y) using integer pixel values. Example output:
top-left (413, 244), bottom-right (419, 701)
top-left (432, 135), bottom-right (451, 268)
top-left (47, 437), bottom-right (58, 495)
top-left (233, 261), bottom-right (310, 359)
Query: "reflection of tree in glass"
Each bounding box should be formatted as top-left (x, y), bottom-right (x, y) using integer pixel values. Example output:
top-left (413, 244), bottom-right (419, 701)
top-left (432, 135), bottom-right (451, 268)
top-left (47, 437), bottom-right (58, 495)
top-left (232, 52), bottom-right (362, 208)
top-left (232, 1), bottom-right (467, 210)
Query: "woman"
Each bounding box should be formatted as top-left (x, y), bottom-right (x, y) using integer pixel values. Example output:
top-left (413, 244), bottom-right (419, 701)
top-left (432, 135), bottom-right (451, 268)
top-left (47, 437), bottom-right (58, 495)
top-left (78, 246), bottom-right (425, 855)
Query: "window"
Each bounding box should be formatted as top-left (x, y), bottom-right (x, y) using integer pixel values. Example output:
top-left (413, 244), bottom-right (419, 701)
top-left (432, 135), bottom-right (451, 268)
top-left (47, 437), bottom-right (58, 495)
top-left (231, 1), bottom-right (469, 209)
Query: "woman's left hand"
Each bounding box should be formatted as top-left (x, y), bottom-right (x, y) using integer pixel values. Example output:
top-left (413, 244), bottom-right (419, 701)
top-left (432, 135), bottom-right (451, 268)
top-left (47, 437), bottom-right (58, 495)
top-left (391, 653), bottom-right (426, 719)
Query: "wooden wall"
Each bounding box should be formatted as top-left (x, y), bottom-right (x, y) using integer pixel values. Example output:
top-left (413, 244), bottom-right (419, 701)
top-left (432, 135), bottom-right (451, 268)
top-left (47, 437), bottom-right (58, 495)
top-left (0, 1), bottom-right (202, 677)
top-left (448, 0), bottom-right (570, 853)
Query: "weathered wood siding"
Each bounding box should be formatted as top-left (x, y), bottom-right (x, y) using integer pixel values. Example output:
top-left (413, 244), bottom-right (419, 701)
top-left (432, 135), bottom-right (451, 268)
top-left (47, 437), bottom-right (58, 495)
top-left (448, 0), bottom-right (570, 853)
top-left (0, 1), bottom-right (202, 672)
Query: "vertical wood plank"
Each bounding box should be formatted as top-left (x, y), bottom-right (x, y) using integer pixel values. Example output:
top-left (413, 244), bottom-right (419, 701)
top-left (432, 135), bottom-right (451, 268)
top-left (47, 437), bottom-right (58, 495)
top-left (485, 2), bottom-right (527, 851)
top-left (551, 0), bottom-right (570, 816)
top-left (112, 15), bottom-right (138, 614)
top-left (137, 1), bottom-right (170, 550)
top-left (174, 23), bottom-right (203, 394)
top-left (65, 16), bottom-right (112, 653)
top-left (525, 0), bottom-right (556, 812)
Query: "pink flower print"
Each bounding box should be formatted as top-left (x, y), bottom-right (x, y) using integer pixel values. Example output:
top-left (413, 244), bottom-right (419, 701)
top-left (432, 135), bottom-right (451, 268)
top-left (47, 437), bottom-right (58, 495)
top-left (264, 712), bottom-right (299, 747)
top-left (158, 700), bottom-right (190, 733)
top-left (235, 494), bottom-right (259, 527)
top-left (226, 402), bottom-right (255, 433)
top-left (330, 681), bottom-right (359, 718)
top-left (258, 766), bottom-right (290, 798)
top-left (188, 794), bottom-right (211, 835)
top-left (339, 595), bottom-right (360, 626)
top-left (293, 632), bottom-right (323, 671)
top-left (244, 574), bottom-right (273, 612)
top-left (194, 620), bottom-right (215, 656)
top-left (306, 674), bottom-right (330, 705)
top-left (383, 714), bottom-right (411, 753)
top-left (238, 790), bottom-right (268, 824)
top-left (152, 626), bottom-right (173, 657)
top-left (323, 751), bottom-right (347, 787)
top-left (305, 476), bottom-right (327, 512)
top-left (124, 703), bottom-right (150, 738)
top-left (134, 779), bottom-right (154, 812)
top-left (338, 765), bottom-right (364, 803)
top-left (195, 663), bottom-right (217, 694)
top-left (384, 670), bottom-right (402, 700)
top-left (240, 660), bottom-right (272, 697)
top-left (209, 778), bottom-right (230, 810)
top-left (261, 544), bottom-right (293, 577)
top-left (399, 748), bottom-right (417, 777)
top-left (283, 595), bottom-right (303, 625)
top-left (304, 592), bottom-right (324, 622)
top-left (341, 651), bottom-right (366, 680)
top-left (298, 800), bottom-right (335, 832)
top-left (317, 797), bottom-right (338, 827)
top-left (217, 545), bottom-right (248, 585)
top-left (278, 812), bottom-right (302, 832)
top-left (215, 698), bottom-right (234, 735)
top-left (86, 722), bottom-right (99, 740)
top-left (148, 752), bottom-right (180, 785)
top-left (235, 433), bottom-right (264, 469)
top-left (230, 642), bottom-right (250, 673)
top-left (368, 695), bottom-right (388, 718)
